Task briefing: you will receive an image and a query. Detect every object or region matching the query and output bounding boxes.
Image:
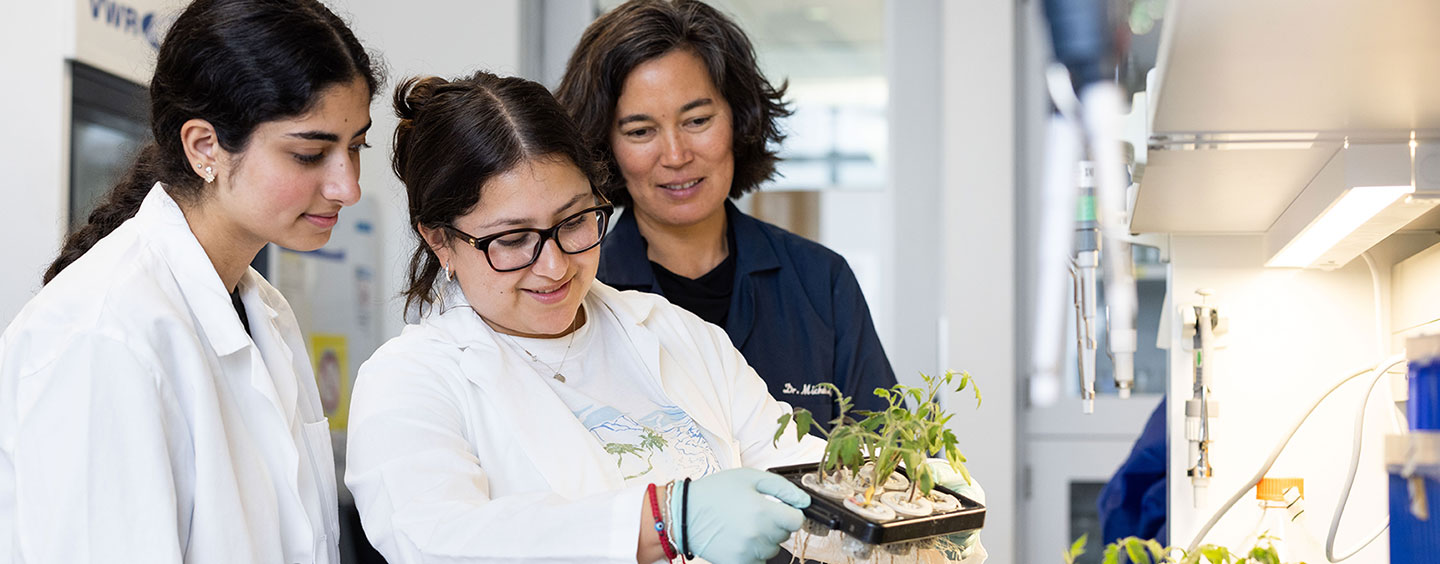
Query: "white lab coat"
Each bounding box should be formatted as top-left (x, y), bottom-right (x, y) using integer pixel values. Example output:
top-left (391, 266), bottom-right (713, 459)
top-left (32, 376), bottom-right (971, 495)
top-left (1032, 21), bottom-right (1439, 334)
top-left (345, 280), bottom-right (827, 563)
top-left (0, 184), bottom-right (339, 563)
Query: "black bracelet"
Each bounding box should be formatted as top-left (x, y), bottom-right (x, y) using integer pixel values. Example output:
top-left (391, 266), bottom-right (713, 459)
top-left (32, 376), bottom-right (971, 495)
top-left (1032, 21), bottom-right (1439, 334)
top-left (682, 477), bottom-right (695, 559)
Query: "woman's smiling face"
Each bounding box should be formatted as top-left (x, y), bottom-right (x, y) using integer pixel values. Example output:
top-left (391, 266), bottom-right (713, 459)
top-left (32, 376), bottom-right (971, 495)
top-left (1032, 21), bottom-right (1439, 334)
top-left (428, 157), bottom-right (600, 338)
top-left (609, 48), bottom-right (735, 231)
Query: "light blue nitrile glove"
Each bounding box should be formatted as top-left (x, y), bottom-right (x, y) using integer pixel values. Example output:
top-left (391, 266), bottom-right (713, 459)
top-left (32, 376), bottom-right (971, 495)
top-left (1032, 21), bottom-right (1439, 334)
top-left (671, 468), bottom-right (811, 564)
top-left (926, 459), bottom-right (986, 559)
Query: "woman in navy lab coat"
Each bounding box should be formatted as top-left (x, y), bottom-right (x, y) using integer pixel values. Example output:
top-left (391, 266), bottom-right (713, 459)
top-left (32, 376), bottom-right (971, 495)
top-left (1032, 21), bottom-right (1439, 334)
top-left (0, 0), bottom-right (379, 561)
top-left (555, 0), bottom-right (898, 422)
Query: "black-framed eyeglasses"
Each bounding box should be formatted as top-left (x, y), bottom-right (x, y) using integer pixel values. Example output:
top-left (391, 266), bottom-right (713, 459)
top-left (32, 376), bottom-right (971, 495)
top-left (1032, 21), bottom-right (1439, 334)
top-left (447, 203), bottom-right (615, 272)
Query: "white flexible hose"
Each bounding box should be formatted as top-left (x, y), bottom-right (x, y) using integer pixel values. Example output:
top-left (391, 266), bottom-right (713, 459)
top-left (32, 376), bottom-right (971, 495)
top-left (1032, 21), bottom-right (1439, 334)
top-left (1325, 358), bottom-right (1406, 561)
top-left (1360, 251), bottom-right (1408, 432)
top-left (1185, 356), bottom-right (1406, 554)
top-left (1360, 252), bottom-right (1386, 357)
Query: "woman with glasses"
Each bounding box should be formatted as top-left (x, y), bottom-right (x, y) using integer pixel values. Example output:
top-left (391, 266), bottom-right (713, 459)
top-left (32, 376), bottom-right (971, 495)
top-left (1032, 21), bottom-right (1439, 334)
top-left (344, 71), bottom-right (829, 564)
top-left (555, 0), bottom-right (898, 425)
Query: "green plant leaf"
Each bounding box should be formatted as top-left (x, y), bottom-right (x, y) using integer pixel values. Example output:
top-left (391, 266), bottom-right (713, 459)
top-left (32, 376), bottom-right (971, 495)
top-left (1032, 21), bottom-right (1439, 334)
top-left (1064, 534), bottom-right (1088, 564)
top-left (835, 397), bottom-right (855, 425)
top-left (824, 439), bottom-right (847, 474)
top-left (773, 412), bottom-right (791, 446)
top-left (1142, 539), bottom-right (1166, 561)
top-left (1126, 538), bottom-right (1149, 563)
top-left (1102, 543), bottom-right (1121, 564)
top-left (794, 410), bottom-right (813, 442)
top-left (1247, 546), bottom-right (1279, 564)
top-left (874, 387), bottom-right (891, 400)
top-left (901, 450), bottom-right (923, 481)
top-left (917, 466), bottom-right (934, 496)
top-left (1199, 546), bottom-right (1230, 564)
top-left (839, 435), bottom-right (862, 469)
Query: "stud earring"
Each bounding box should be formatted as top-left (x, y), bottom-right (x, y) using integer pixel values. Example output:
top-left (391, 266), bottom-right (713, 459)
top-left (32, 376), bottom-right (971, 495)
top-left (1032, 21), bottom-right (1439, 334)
top-left (203, 165), bottom-right (215, 184)
top-left (444, 262), bottom-right (453, 282)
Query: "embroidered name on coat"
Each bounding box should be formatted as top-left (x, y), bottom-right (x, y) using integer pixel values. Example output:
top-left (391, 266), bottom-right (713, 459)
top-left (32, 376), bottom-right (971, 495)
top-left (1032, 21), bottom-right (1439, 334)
top-left (781, 383), bottom-right (834, 396)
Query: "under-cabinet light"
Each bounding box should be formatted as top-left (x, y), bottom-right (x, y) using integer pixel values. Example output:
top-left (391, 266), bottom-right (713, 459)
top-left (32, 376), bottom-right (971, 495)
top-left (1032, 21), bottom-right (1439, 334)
top-left (1265, 185), bottom-right (1422, 268)
top-left (1265, 143), bottom-right (1438, 270)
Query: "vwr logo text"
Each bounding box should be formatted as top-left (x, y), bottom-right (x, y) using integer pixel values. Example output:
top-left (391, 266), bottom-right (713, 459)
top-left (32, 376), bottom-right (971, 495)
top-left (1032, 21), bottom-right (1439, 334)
top-left (88, 0), bottom-right (168, 49)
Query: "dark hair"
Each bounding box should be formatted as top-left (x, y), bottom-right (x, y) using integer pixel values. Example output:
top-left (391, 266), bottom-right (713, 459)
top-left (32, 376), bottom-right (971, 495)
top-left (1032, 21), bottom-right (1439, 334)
top-left (392, 71), bottom-right (606, 313)
top-left (554, 0), bottom-right (789, 207)
top-left (43, 0), bottom-right (381, 284)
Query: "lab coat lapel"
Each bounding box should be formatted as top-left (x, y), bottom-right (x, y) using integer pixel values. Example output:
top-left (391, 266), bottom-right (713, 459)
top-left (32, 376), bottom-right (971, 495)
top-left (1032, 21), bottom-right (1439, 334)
top-left (141, 184), bottom-right (297, 426)
top-left (137, 184), bottom-right (311, 549)
top-left (238, 274), bottom-right (298, 425)
top-left (232, 273), bottom-right (308, 544)
top-left (137, 184), bottom-right (251, 358)
top-left (724, 202), bottom-right (780, 352)
top-left (430, 283), bottom-right (623, 498)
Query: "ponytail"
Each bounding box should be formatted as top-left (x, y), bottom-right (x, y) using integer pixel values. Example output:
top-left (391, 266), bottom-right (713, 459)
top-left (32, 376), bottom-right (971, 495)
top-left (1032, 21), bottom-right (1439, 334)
top-left (43, 143), bottom-right (194, 284)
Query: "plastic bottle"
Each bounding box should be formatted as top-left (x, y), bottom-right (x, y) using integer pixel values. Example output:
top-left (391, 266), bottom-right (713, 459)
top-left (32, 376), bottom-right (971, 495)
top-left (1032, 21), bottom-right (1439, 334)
top-left (1238, 478), bottom-right (1306, 562)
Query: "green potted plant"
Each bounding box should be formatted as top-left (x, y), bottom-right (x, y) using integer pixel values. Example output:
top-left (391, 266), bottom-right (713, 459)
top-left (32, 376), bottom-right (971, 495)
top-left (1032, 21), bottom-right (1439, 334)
top-left (859, 369), bottom-right (980, 518)
top-left (771, 369), bottom-right (984, 550)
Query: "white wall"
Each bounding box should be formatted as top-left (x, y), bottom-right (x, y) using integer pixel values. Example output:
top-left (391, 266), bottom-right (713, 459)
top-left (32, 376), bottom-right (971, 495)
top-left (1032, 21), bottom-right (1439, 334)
top-left (0, 1), bottom-right (70, 326)
top-left (942, 2), bottom-right (1018, 563)
top-left (875, 0), bottom-right (937, 383)
top-left (1163, 234), bottom-right (1438, 562)
top-left (330, 0), bottom-right (522, 341)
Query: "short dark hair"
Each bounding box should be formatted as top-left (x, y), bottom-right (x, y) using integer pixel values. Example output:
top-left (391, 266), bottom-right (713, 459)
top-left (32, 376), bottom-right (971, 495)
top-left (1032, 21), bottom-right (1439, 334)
top-left (554, 0), bottom-right (790, 207)
top-left (392, 72), bottom-right (607, 313)
top-left (44, 0), bottom-right (381, 284)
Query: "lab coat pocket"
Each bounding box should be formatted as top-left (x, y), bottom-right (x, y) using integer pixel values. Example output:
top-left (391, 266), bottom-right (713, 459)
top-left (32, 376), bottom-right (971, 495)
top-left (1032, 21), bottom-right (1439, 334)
top-left (303, 419), bottom-right (340, 559)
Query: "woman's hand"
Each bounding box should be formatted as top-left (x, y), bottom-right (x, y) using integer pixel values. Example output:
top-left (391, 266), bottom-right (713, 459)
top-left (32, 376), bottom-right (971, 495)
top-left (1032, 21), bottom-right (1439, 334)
top-left (925, 459), bottom-right (986, 558)
top-left (678, 468), bottom-right (811, 564)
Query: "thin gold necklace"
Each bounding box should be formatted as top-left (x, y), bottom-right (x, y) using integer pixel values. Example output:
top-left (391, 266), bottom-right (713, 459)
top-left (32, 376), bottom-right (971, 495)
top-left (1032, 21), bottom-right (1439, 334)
top-left (506, 327), bottom-right (577, 383)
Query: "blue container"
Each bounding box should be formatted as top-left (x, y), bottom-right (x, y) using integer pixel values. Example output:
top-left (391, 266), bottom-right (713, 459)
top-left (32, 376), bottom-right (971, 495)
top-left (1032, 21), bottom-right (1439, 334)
top-left (1408, 335), bottom-right (1440, 431)
top-left (1411, 355), bottom-right (1440, 430)
top-left (1389, 472), bottom-right (1440, 564)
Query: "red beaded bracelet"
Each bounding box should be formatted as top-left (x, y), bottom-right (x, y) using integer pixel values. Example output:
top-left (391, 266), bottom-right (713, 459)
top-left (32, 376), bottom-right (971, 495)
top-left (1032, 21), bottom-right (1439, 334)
top-left (647, 483), bottom-right (680, 561)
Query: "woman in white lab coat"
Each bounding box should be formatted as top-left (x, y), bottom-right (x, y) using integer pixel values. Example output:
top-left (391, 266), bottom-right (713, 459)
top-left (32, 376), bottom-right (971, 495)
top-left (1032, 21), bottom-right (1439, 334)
top-left (345, 72), bottom-right (828, 564)
top-left (0, 0), bottom-right (379, 562)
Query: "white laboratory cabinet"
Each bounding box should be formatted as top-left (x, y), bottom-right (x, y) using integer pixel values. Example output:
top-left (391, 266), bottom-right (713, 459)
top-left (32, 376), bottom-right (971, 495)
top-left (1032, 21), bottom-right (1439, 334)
top-left (1130, 1), bottom-right (1440, 562)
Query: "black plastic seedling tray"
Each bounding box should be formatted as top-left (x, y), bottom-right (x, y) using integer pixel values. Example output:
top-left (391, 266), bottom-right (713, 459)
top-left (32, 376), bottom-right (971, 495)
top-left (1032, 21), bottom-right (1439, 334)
top-left (769, 462), bottom-right (986, 546)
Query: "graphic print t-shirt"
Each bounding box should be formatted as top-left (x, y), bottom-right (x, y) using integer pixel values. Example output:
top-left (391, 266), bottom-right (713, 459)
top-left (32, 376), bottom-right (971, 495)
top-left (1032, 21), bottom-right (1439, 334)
top-left (507, 304), bottom-right (721, 484)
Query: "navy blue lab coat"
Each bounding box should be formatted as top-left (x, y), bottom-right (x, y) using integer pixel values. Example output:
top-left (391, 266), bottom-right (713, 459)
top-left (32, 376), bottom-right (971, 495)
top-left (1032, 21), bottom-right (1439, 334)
top-left (597, 201), bottom-right (898, 422)
top-left (1096, 398), bottom-right (1168, 545)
